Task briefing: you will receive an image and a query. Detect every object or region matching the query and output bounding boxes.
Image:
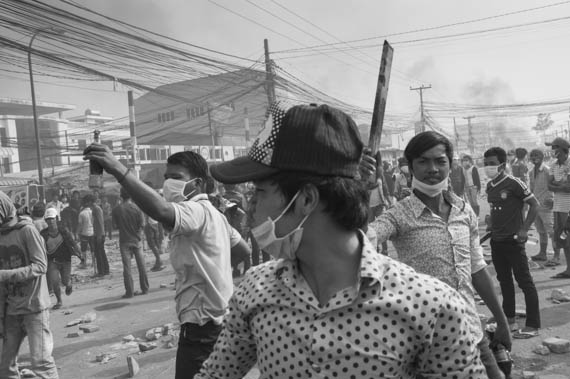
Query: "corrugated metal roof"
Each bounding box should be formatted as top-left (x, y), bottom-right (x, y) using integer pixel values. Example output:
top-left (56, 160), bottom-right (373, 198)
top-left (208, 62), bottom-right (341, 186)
top-left (0, 177), bottom-right (36, 187)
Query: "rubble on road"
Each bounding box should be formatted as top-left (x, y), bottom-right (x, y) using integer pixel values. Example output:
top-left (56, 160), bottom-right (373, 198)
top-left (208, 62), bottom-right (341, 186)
top-left (67, 331), bottom-right (83, 338)
top-left (138, 342), bottom-right (157, 352)
top-left (542, 337), bottom-right (570, 354)
top-left (550, 289), bottom-right (570, 303)
top-left (532, 344), bottom-right (550, 355)
top-left (66, 319), bottom-right (82, 327)
top-left (81, 311), bottom-right (97, 323)
top-left (123, 335), bottom-right (135, 342)
top-left (79, 324), bottom-right (100, 333)
top-left (127, 356), bottom-right (139, 377)
top-left (522, 371), bottom-right (536, 379)
top-left (96, 352), bottom-right (118, 363)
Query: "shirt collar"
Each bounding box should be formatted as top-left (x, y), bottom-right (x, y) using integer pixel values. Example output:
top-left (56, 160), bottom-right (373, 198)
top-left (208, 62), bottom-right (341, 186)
top-left (188, 193), bottom-right (209, 202)
top-left (408, 191), bottom-right (462, 219)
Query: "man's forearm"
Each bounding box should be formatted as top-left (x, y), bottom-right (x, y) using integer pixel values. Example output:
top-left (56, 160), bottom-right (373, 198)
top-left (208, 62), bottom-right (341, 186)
top-left (472, 268), bottom-right (508, 326)
top-left (522, 204), bottom-right (538, 230)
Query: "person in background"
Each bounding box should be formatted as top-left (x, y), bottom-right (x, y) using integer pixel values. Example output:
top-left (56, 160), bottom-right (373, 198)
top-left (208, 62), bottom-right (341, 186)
top-left (546, 137), bottom-right (570, 279)
top-left (46, 193), bottom-right (64, 216)
top-left (511, 147), bottom-right (529, 185)
top-left (83, 147), bottom-right (250, 379)
top-left (463, 154), bottom-right (481, 216)
top-left (41, 208), bottom-right (81, 309)
top-left (0, 191), bottom-right (59, 378)
top-left (449, 154), bottom-right (465, 197)
top-left (366, 131), bottom-right (510, 378)
top-left (88, 195), bottom-right (109, 276)
top-left (31, 201), bottom-right (47, 232)
top-left (60, 202), bottom-right (78, 241)
top-left (393, 156), bottom-right (412, 200)
top-left (528, 149), bottom-right (558, 266)
top-left (382, 160), bottom-right (395, 202)
top-left (484, 146), bottom-right (540, 338)
top-left (77, 195), bottom-right (95, 270)
top-left (101, 196), bottom-right (113, 240)
top-left (60, 194), bottom-right (69, 210)
top-left (112, 188), bottom-right (149, 298)
top-left (69, 190), bottom-right (81, 213)
top-left (196, 102), bottom-right (487, 378)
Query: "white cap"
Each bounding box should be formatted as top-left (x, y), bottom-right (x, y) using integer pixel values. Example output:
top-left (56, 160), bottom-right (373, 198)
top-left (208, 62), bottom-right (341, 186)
top-left (44, 208), bottom-right (58, 220)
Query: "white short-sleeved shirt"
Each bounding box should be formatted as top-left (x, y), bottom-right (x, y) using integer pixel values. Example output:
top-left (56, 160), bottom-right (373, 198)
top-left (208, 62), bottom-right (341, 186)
top-left (549, 157), bottom-right (570, 212)
top-left (168, 193), bottom-right (241, 326)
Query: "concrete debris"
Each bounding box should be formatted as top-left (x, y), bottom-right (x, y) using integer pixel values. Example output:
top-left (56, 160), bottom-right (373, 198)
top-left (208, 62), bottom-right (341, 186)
top-left (139, 342), bottom-right (157, 352)
top-left (551, 288), bottom-right (570, 302)
top-left (81, 311), bottom-right (97, 323)
top-left (145, 329), bottom-right (160, 341)
top-left (96, 352), bottom-right (118, 363)
top-left (66, 319), bottom-right (82, 327)
top-left (63, 310), bottom-right (73, 315)
top-left (542, 337), bottom-right (570, 354)
top-left (164, 341), bottom-right (175, 349)
top-left (79, 324), bottom-right (100, 333)
top-left (522, 371), bottom-right (536, 379)
top-left (532, 344), bottom-right (550, 355)
top-left (153, 327), bottom-right (162, 334)
top-left (123, 335), bottom-right (136, 343)
top-left (159, 283), bottom-right (168, 288)
top-left (67, 331), bottom-right (83, 338)
top-left (162, 323), bottom-right (174, 335)
top-left (127, 356), bottom-right (140, 377)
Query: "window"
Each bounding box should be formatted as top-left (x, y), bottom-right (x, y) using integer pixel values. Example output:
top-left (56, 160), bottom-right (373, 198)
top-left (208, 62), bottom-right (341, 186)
top-left (0, 128), bottom-right (7, 147)
top-left (139, 149), bottom-right (147, 161)
top-left (158, 113), bottom-right (163, 122)
top-left (77, 139), bottom-right (87, 150)
top-left (2, 157), bottom-right (10, 174)
top-left (149, 148), bottom-right (159, 161)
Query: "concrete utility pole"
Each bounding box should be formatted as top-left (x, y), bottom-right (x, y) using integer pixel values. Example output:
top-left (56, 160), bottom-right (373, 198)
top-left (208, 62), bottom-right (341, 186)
top-left (128, 91), bottom-right (140, 179)
top-left (264, 39), bottom-right (276, 105)
top-left (410, 84), bottom-right (431, 132)
top-left (453, 117), bottom-right (459, 150)
top-left (463, 116), bottom-right (476, 155)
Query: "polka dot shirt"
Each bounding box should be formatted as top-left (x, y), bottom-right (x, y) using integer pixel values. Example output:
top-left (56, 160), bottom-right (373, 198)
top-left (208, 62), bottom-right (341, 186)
top-left (195, 232), bottom-right (486, 379)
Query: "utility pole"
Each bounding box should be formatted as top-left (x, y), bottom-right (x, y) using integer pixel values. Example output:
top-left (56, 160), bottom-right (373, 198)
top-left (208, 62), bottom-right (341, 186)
top-left (264, 39), bottom-right (276, 105)
top-left (207, 103), bottom-right (216, 162)
top-left (463, 116), bottom-right (476, 155)
top-left (453, 117), bottom-right (459, 150)
top-left (128, 91), bottom-right (140, 179)
top-left (410, 84), bottom-right (431, 132)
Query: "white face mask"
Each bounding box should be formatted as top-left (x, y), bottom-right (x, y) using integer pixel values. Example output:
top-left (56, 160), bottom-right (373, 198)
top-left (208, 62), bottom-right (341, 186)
top-left (411, 176), bottom-right (449, 197)
top-left (484, 165), bottom-right (500, 179)
top-left (162, 178), bottom-right (198, 203)
top-left (251, 191), bottom-right (309, 261)
top-left (400, 166), bottom-right (409, 174)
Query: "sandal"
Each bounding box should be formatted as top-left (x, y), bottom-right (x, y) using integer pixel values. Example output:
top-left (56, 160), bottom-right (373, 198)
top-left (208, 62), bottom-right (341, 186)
top-left (551, 271), bottom-right (570, 279)
top-left (512, 329), bottom-right (539, 339)
top-left (545, 259), bottom-right (561, 267)
top-left (52, 303), bottom-right (62, 310)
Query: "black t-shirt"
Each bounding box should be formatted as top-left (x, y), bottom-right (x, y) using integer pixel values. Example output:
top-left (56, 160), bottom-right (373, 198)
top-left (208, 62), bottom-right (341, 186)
top-left (486, 174), bottom-right (534, 241)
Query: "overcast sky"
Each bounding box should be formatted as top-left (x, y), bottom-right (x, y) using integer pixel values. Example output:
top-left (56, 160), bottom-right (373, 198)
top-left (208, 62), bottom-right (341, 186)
top-left (4, 0), bottom-right (570, 137)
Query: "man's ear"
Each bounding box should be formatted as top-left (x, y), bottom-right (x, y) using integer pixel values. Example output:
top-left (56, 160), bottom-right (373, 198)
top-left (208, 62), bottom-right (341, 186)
top-left (297, 184), bottom-right (319, 215)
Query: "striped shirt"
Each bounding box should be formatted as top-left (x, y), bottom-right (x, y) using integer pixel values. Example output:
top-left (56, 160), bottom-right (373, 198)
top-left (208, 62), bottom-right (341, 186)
top-left (549, 157), bottom-right (570, 212)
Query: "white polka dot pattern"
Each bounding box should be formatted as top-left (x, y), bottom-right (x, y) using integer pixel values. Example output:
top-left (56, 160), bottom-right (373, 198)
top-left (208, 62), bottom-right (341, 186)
top-left (195, 232), bottom-right (487, 379)
top-left (248, 102), bottom-right (287, 166)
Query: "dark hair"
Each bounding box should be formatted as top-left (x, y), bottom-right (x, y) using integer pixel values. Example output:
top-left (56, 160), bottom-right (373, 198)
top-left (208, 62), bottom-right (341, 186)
top-left (515, 147), bottom-right (528, 159)
top-left (404, 131), bottom-right (453, 167)
top-left (484, 147), bottom-right (507, 164)
top-left (31, 201), bottom-right (46, 218)
top-left (82, 194), bottom-right (95, 205)
top-left (268, 171), bottom-right (369, 231)
top-left (530, 149), bottom-right (544, 158)
top-left (167, 151), bottom-right (208, 180)
top-left (462, 154), bottom-right (473, 164)
top-left (120, 187), bottom-right (131, 200)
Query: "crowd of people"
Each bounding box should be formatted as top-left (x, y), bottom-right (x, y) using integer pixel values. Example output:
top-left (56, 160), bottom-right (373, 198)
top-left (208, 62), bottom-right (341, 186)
top-left (1, 100), bottom-right (569, 378)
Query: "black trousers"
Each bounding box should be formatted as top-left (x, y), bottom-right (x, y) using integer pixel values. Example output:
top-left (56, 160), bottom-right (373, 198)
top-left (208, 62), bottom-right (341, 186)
top-left (176, 321), bottom-right (222, 379)
top-left (491, 239), bottom-right (541, 329)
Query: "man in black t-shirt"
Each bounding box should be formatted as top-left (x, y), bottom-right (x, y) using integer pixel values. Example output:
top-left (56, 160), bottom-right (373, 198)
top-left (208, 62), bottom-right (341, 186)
top-left (484, 146), bottom-right (541, 339)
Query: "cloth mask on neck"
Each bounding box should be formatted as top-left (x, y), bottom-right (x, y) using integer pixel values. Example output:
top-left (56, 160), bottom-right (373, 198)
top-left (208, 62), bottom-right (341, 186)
top-left (411, 176), bottom-right (449, 197)
top-left (251, 191), bottom-right (309, 261)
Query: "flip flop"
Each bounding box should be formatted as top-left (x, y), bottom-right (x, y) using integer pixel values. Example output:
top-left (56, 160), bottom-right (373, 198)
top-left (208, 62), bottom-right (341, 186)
top-left (512, 329), bottom-right (539, 339)
top-left (545, 260), bottom-right (561, 267)
top-left (551, 272), bottom-right (570, 279)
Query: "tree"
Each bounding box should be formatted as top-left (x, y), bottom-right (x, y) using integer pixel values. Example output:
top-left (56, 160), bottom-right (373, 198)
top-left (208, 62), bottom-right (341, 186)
top-left (533, 113), bottom-right (554, 134)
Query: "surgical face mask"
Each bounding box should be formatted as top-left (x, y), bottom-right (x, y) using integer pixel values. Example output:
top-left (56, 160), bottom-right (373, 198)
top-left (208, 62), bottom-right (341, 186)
top-left (251, 191), bottom-right (309, 261)
top-left (484, 165), bottom-right (501, 179)
top-left (411, 176), bottom-right (449, 197)
top-left (162, 178), bottom-right (198, 203)
top-left (400, 166), bottom-right (409, 174)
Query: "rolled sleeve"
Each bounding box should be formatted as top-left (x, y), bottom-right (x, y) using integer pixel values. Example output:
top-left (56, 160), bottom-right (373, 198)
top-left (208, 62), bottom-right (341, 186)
top-left (469, 208), bottom-right (487, 275)
top-left (373, 210), bottom-right (398, 243)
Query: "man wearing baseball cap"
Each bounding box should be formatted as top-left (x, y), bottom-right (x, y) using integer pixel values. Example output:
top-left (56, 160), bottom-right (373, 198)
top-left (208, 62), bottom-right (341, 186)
top-left (545, 137), bottom-right (570, 279)
top-left (196, 102), bottom-right (486, 378)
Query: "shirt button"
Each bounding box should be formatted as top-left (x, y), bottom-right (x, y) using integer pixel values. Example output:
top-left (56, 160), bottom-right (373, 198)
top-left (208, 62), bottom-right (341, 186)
top-left (311, 363), bottom-right (321, 373)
